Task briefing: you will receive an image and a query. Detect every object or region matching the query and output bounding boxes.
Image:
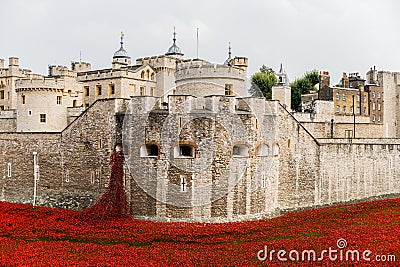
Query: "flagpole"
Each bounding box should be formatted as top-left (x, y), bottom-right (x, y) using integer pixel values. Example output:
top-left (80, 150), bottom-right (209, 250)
top-left (196, 27), bottom-right (199, 59)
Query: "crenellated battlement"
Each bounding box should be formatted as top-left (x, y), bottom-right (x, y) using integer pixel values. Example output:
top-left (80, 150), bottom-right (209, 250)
top-left (175, 59), bottom-right (246, 81)
top-left (15, 77), bottom-right (65, 91)
top-left (136, 55), bottom-right (179, 70)
top-left (48, 65), bottom-right (77, 78)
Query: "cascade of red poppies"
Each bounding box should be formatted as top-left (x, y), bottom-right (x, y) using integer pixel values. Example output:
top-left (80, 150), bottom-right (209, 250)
top-left (79, 149), bottom-right (132, 221)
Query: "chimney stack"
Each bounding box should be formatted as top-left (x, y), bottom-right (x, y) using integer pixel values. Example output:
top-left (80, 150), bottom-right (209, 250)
top-left (319, 71), bottom-right (330, 91)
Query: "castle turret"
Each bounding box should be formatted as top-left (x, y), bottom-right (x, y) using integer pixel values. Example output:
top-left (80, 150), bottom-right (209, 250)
top-left (71, 62), bottom-right (91, 73)
top-left (175, 59), bottom-right (247, 97)
top-left (272, 63), bottom-right (291, 109)
top-left (165, 27), bottom-right (184, 58)
top-left (112, 32), bottom-right (131, 69)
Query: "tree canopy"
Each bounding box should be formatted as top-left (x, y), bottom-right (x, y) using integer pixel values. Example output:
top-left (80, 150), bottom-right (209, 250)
top-left (290, 70), bottom-right (319, 110)
top-left (249, 65), bottom-right (277, 99)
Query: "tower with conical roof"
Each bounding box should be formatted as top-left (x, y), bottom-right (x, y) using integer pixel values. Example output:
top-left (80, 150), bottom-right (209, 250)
top-left (165, 27), bottom-right (184, 57)
top-left (272, 63), bottom-right (291, 109)
top-left (276, 63), bottom-right (289, 86)
top-left (112, 32), bottom-right (131, 69)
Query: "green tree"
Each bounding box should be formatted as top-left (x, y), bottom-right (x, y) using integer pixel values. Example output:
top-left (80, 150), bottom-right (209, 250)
top-left (249, 65), bottom-right (277, 98)
top-left (290, 69), bottom-right (319, 110)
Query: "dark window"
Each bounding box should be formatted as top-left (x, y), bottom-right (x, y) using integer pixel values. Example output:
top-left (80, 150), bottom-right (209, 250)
top-left (40, 114), bottom-right (46, 123)
top-left (180, 146), bottom-right (192, 157)
top-left (141, 144), bottom-right (159, 157)
top-left (109, 84), bottom-right (115, 95)
top-left (225, 84), bottom-right (232, 95)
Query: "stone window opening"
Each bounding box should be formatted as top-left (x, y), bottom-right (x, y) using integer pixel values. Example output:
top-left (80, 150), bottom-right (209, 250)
top-left (256, 144), bottom-right (269, 157)
top-left (140, 86), bottom-right (146, 96)
top-left (97, 137), bottom-right (103, 149)
top-left (109, 84), bottom-right (115, 95)
top-left (7, 163), bottom-right (11, 178)
top-left (84, 86), bottom-right (89, 96)
top-left (174, 144), bottom-right (195, 158)
top-left (342, 94), bottom-right (346, 101)
top-left (141, 71), bottom-right (145, 79)
top-left (21, 95), bottom-right (26, 105)
top-left (96, 85), bottom-right (102, 96)
top-left (28, 110), bottom-right (32, 116)
top-left (150, 87), bottom-right (155, 96)
top-left (178, 117), bottom-right (183, 128)
top-left (146, 70), bottom-right (150, 80)
top-left (181, 176), bottom-right (186, 192)
top-left (39, 114), bottom-right (46, 123)
top-left (273, 143), bottom-right (280, 156)
top-left (225, 84), bottom-right (233, 96)
top-left (335, 93), bottom-right (339, 100)
top-left (72, 100), bottom-right (77, 107)
top-left (151, 73), bottom-right (155, 81)
top-left (140, 144), bottom-right (159, 158)
top-left (57, 96), bottom-right (62, 105)
top-left (0, 90), bottom-right (4, 99)
top-left (261, 173), bottom-right (266, 189)
top-left (232, 144), bottom-right (249, 157)
top-left (378, 92), bottom-right (381, 99)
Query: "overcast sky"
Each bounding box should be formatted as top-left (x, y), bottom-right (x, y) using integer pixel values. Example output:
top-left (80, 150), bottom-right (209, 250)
top-left (1, 0), bottom-right (399, 84)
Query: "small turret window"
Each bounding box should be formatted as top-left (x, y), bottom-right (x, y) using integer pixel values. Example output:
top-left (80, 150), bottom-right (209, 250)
top-left (40, 114), bottom-right (46, 123)
top-left (140, 144), bottom-right (159, 157)
top-left (174, 144), bottom-right (195, 158)
top-left (233, 144), bottom-right (249, 157)
top-left (273, 143), bottom-right (280, 156)
top-left (225, 84), bottom-right (233, 96)
top-left (256, 144), bottom-right (268, 157)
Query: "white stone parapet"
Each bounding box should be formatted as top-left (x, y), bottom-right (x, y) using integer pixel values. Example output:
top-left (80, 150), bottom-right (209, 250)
top-left (15, 78), bottom-right (65, 91)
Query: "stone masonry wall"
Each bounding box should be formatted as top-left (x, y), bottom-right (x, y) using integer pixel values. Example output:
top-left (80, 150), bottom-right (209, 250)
top-left (317, 139), bottom-right (400, 206)
top-left (0, 97), bottom-right (399, 223)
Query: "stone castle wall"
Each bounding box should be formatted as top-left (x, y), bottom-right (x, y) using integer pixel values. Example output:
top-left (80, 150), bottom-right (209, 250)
top-left (317, 139), bottom-right (400, 206)
top-left (0, 110), bottom-right (16, 132)
top-left (0, 98), bottom-right (399, 222)
top-left (0, 98), bottom-right (128, 209)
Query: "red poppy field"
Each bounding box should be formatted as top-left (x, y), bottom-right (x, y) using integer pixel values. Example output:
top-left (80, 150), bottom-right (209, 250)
top-left (0, 198), bottom-right (399, 266)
